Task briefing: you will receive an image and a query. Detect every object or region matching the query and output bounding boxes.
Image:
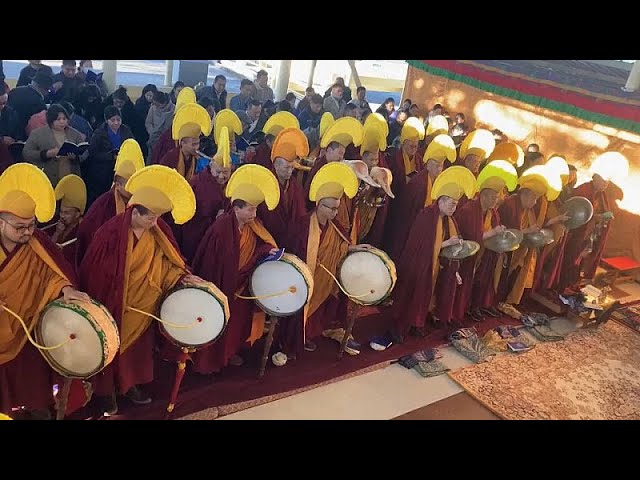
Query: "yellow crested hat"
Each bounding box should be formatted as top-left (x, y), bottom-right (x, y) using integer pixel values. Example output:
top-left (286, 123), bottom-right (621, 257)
top-left (423, 134), bottom-right (457, 164)
top-left (213, 127), bottom-right (232, 169)
top-left (114, 139), bottom-right (145, 179)
top-left (487, 142), bottom-right (525, 168)
top-left (431, 165), bottom-right (477, 201)
top-left (319, 112), bottom-right (335, 139)
top-left (55, 174), bottom-right (87, 214)
top-left (364, 112), bottom-right (389, 139)
top-left (426, 115), bottom-right (449, 137)
top-left (263, 111), bottom-right (300, 137)
top-left (400, 117), bottom-right (426, 143)
top-left (0, 163), bottom-right (55, 221)
top-left (360, 120), bottom-right (387, 156)
top-left (459, 129), bottom-right (495, 160)
top-left (214, 109), bottom-right (244, 145)
top-left (590, 152), bottom-right (629, 184)
top-left (172, 103), bottom-right (212, 141)
top-left (370, 166), bottom-right (394, 199)
top-left (126, 165), bottom-right (196, 224)
top-left (270, 127), bottom-right (309, 167)
top-left (320, 117), bottom-right (363, 148)
top-left (477, 160), bottom-right (518, 193)
top-left (309, 162), bottom-right (359, 202)
top-left (546, 155), bottom-right (570, 179)
top-left (175, 87), bottom-right (196, 112)
top-left (518, 165), bottom-right (562, 201)
top-left (225, 164), bottom-right (280, 210)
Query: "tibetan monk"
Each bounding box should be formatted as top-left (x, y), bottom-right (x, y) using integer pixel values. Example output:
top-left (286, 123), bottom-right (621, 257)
top-left (453, 161), bottom-right (518, 322)
top-left (80, 165), bottom-right (199, 415)
top-left (252, 111), bottom-right (300, 170)
top-left (191, 164), bottom-right (279, 374)
top-left (385, 134), bottom-right (455, 261)
top-left (48, 174), bottom-right (86, 267)
top-left (0, 163), bottom-right (89, 418)
top-left (389, 166), bottom-right (477, 340)
top-left (455, 128), bottom-right (495, 176)
top-left (159, 102), bottom-right (211, 182)
top-left (75, 139), bottom-right (145, 264)
top-left (498, 165), bottom-right (562, 306)
top-left (150, 87), bottom-right (196, 166)
top-left (560, 152), bottom-right (625, 290)
top-left (386, 117), bottom-right (425, 199)
top-left (278, 162), bottom-right (360, 360)
top-left (257, 127), bottom-right (308, 248)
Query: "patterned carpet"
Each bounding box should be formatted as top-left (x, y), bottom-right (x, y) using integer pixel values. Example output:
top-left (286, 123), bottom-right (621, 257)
top-left (449, 321), bottom-right (640, 420)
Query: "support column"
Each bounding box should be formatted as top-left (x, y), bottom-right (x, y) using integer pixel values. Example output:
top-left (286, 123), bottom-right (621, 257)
top-left (165, 60), bottom-right (175, 87)
top-left (101, 60), bottom-right (118, 94)
top-left (623, 61), bottom-right (640, 92)
top-left (307, 60), bottom-right (318, 89)
top-left (347, 60), bottom-right (362, 89)
top-left (275, 60), bottom-right (292, 101)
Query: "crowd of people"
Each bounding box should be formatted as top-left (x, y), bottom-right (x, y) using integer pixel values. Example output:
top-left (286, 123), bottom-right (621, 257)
top-left (0, 60), bottom-right (626, 420)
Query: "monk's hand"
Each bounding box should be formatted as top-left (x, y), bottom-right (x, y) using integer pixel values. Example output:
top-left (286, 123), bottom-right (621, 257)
top-left (355, 243), bottom-right (373, 251)
top-left (182, 274), bottom-right (205, 285)
top-left (61, 286), bottom-right (91, 304)
top-left (216, 209), bottom-right (225, 219)
top-left (522, 225), bottom-right (540, 234)
top-left (550, 213), bottom-right (571, 225)
top-left (442, 236), bottom-right (463, 248)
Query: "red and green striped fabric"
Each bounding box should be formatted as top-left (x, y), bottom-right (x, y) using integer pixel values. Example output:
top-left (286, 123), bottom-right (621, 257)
top-left (408, 60), bottom-right (640, 134)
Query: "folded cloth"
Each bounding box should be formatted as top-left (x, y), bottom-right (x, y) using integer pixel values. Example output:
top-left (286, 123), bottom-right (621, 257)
top-left (450, 329), bottom-right (495, 364)
top-left (527, 325), bottom-right (565, 342)
top-left (397, 355), bottom-right (419, 369)
top-left (414, 360), bottom-right (449, 378)
top-left (412, 347), bottom-right (442, 363)
top-left (481, 330), bottom-right (510, 352)
top-left (498, 302), bottom-right (523, 320)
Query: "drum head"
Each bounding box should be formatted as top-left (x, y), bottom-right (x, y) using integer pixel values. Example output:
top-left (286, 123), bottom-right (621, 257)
top-left (251, 260), bottom-right (310, 316)
top-left (160, 287), bottom-right (226, 348)
top-left (339, 250), bottom-right (393, 305)
top-left (38, 305), bottom-right (104, 378)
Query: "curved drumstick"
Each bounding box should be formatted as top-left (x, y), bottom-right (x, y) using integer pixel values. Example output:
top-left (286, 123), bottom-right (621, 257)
top-left (1, 305), bottom-right (74, 350)
top-left (319, 264), bottom-right (375, 299)
top-left (235, 286), bottom-right (298, 300)
top-left (57, 237), bottom-right (78, 248)
top-left (126, 307), bottom-right (202, 329)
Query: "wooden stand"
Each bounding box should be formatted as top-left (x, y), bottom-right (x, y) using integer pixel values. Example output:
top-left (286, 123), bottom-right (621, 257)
top-left (55, 377), bottom-right (73, 421)
top-left (338, 302), bottom-right (359, 360)
top-left (258, 316), bottom-right (279, 378)
top-left (165, 346), bottom-right (196, 420)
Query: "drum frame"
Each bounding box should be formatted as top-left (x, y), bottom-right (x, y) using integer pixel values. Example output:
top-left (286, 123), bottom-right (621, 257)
top-left (35, 299), bottom-right (119, 380)
top-left (337, 246), bottom-right (397, 306)
top-left (158, 283), bottom-right (229, 350)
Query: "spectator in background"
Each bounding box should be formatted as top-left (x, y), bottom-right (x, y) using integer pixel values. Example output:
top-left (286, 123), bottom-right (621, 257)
top-left (350, 86), bottom-right (371, 121)
top-left (285, 92), bottom-right (297, 111)
top-left (376, 97), bottom-right (396, 122)
top-left (0, 85), bottom-right (22, 147)
top-left (323, 83), bottom-right (346, 119)
top-left (298, 93), bottom-right (324, 131)
top-left (360, 107), bottom-right (372, 124)
top-left (527, 143), bottom-right (540, 153)
top-left (134, 84), bottom-right (158, 122)
top-left (59, 101), bottom-right (92, 141)
top-left (324, 76), bottom-right (352, 103)
top-left (77, 60), bottom-right (109, 98)
top-left (51, 60), bottom-right (85, 104)
top-left (230, 79), bottom-right (254, 112)
top-left (277, 100), bottom-right (293, 113)
top-left (296, 87), bottom-right (315, 114)
top-left (198, 96), bottom-right (221, 119)
top-left (7, 72), bottom-right (52, 140)
top-left (450, 112), bottom-right (469, 141)
top-left (344, 102), bottom-right (358, 118)
top-left (387, 109), bottom-right (408, 146)
top-left (401, 98), bottom-right (412, 110)
top-left (213, 75), bottom-right (228, 109)
top-left (75, 84), bottom-right (105, 130)
top-left (408, 103), bottom-right (421, 119)
top-left (169, 81), bottom-right (185, 104)
top-left (16, 60), bottom-right (54, 87)
top-left (145, 90), bottom-right (175, 157)
top-left (254, 69), bottom-right (275, 103)
top-left (107, 86), bottom-right (149, 157)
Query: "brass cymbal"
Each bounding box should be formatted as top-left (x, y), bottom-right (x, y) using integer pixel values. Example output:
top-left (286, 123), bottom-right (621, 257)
top-left (560, 196), bottom-right (594, 230)
top-left (484, 228), bottom-right (523, 253)
top-left (440, 240), bottom-right (481, 260)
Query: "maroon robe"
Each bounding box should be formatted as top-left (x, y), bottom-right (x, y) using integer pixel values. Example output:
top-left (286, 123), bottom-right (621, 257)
top-left (386, 147), bottom-right (423, 203)
top-left (390, 203), bottom-right (462, 337)
top-left (497, 193), bottom-right (531, 302)
top-left (344, 143), bottom-right (360, 160)
top-left (0, 230), bottom-right (81, 414)
top-left (190, 213), bottom-right (274, 374)
top-left (75, 187), bottom-right (118, 266)
top-left (179, 167), bottom-right (229, 264)
top-left (257, 179), bottom-right (306, 249)
top-left (533, 199), bottom-right (567, 292)
top-left (385, 168), bottom-right (432, 261)
top-left (303, 154), bottom-right (328, 209)
top-left (150, 127), bottom-right (176, 165)
top-left (46, 218), bottom-right (80, 272)
top-left (276, 212), bottom-right (349, 357)
top-left (453, 198), bottom-right (502, 318)
top-left (159, 147), bottom-right (196, 181)
top-left (559, 181), bottom-right (622, 289)
top-left (79, 209), bottom-right (186, 396)
top-left (252, 141), bottom-right (273, 170)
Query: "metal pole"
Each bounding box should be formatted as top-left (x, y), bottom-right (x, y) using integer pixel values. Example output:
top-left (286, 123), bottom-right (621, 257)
top-left (307, 60), bottom-right (318, 89)
top-left (101, 60), bottom-right (118, 94)
top-left (275, 60), bottom-right (292, 101)
top-left (165, 60), bottom-right (175, 87)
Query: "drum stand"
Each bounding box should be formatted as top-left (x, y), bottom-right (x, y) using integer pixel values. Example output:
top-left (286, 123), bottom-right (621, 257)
top-left (166, 346), bottom-right (196, 420)
top-left (55, 377), bottom-right (73, 420)
top-left (259, 316), bottom-right (279, 378)
top-left (338, 302), bottom-right (359, 360)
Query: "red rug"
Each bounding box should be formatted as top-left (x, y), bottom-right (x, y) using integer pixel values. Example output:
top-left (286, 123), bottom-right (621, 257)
top-left (67, 308), bottom-right (519, 420)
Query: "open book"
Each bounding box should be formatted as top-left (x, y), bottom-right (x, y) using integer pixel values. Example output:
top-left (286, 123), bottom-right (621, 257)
top-left (57, 141), bottom-right (89, 157)
top-left (85, 70), bottom-right (104, 83)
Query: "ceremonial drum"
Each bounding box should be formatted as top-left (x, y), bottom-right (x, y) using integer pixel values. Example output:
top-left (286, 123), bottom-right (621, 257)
top-left (159, 282), bottom-right (230, 349)
top-left (249, 253), bottom-right (314, 317)
top-left (338, 247), bottom-right (397, 306)
top-left (36, 299), bottom-right (120, 379)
